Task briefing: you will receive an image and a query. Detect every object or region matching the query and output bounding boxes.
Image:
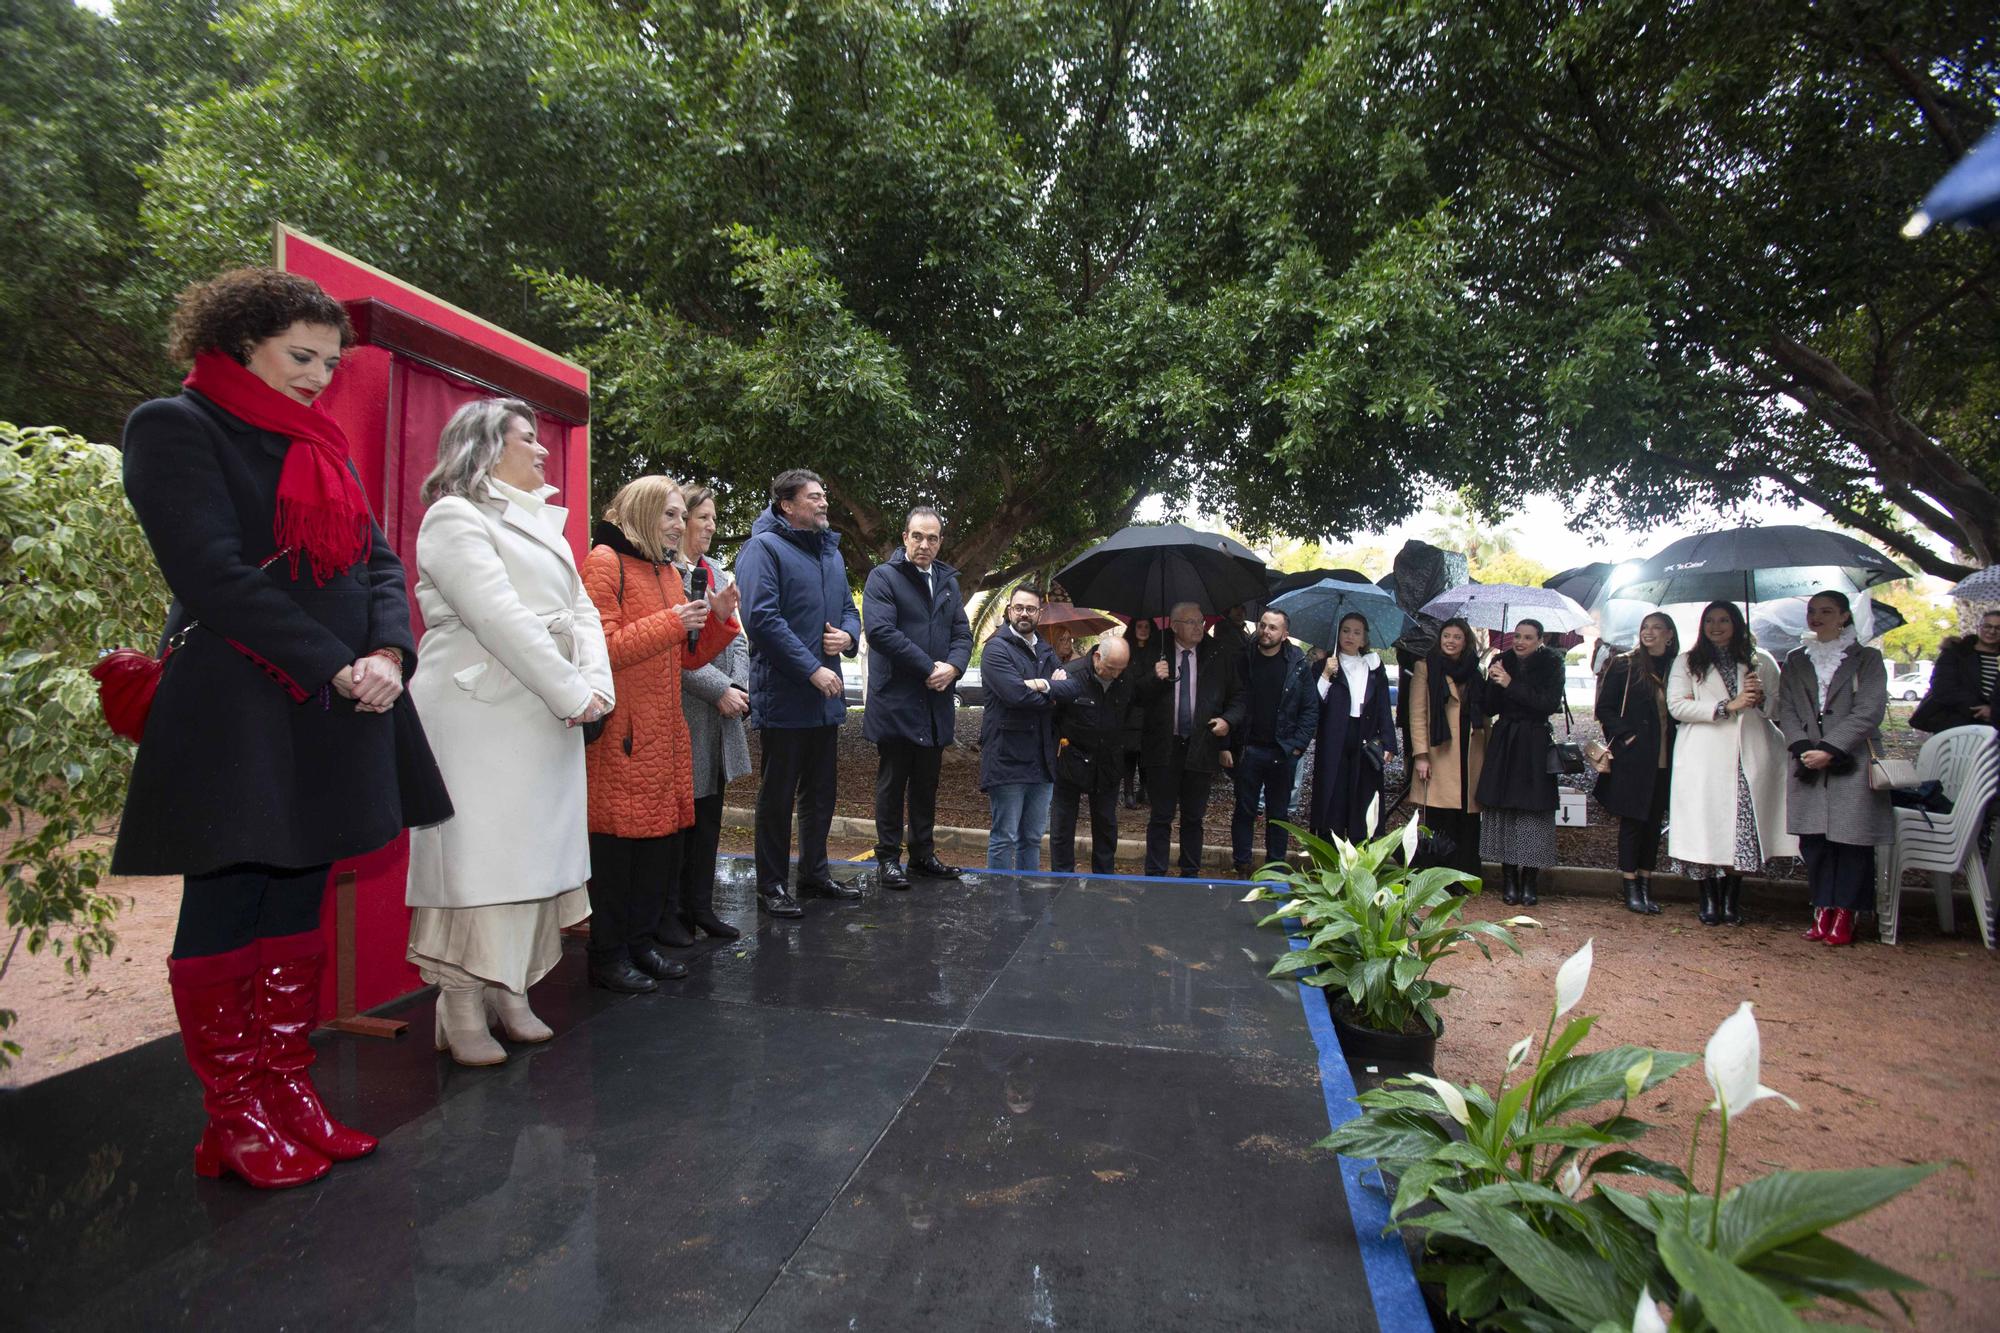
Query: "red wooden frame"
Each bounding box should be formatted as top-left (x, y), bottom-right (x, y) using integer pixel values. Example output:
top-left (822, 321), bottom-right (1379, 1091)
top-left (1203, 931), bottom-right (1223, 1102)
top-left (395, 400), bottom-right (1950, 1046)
top-left (274, 224), bottom-right (592, 1028)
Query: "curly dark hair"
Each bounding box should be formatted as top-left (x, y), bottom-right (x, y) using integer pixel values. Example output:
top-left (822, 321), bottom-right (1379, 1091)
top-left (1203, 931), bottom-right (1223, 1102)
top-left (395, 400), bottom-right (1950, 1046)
top-left (166, 267), bottom-right (354, 364)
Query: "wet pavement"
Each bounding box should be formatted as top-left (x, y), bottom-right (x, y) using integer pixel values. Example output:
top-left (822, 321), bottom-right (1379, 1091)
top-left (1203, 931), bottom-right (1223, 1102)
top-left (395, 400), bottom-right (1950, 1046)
top-left (1, 859), bottom-right (1388, 1331)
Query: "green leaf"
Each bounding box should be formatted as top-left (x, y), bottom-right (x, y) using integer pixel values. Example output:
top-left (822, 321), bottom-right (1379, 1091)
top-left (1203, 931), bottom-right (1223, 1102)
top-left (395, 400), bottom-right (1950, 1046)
top-left (1658, 1223), bottom-right (1811, 1332)
top-left (1320, 1108), bottom-right (1452, 1160)
top-left (1431, 1189), bottom-right (1629, 1329)
top-left (1588, 1151), bottom-right (1692, 1191)
top-left (1538, 1045), bottom-right (1697, 1119)
top-left (1747, 1233), bottom-right (1925, 1312)
top-left (1714, 1166), bottom-right (1942, 1263)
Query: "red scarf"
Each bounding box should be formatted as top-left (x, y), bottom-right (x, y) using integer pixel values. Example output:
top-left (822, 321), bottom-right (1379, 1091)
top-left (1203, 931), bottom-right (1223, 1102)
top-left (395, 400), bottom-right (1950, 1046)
top-left (184, 349), bottom-right (370, 584)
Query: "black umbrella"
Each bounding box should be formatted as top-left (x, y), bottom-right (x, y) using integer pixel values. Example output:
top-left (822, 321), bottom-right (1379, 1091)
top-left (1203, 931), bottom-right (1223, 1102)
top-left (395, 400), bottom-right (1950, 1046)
top-left (1266, 566), bottom-right (1373, 597)
top-left (1544, 561), bottom-right (1618, 612)
top-left (1053, 523), bottom-right (1268, 618)
top-left (1611, 525), bottom-right (1908, 607)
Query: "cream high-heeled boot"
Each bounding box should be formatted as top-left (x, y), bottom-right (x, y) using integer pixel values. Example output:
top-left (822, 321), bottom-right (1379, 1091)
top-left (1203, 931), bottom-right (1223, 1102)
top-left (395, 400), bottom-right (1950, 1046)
top-left (433, 976), bottom-right (506, 1066)
top-left (483, 986), bottom-right (553, 1043)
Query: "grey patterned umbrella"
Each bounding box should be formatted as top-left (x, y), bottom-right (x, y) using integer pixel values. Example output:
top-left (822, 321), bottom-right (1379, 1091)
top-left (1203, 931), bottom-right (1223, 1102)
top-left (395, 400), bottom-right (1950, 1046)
top-left (1948, 565), bottom-right (2000, 601)
top-left (1418, 582), bottom-right (1594, 634)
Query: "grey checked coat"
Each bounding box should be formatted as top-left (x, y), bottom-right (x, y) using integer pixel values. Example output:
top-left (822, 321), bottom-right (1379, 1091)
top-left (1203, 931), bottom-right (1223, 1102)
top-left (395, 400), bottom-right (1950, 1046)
top-left (1777, 640), bottom-right (1892, 847)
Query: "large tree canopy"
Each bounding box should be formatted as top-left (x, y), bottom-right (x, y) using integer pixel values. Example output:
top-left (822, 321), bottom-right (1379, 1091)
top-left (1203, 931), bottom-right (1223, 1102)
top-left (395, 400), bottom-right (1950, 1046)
top-left (4, 0), bottom-right (1994, 585)
top-left (1257, 0), bottom-right (1997, 580)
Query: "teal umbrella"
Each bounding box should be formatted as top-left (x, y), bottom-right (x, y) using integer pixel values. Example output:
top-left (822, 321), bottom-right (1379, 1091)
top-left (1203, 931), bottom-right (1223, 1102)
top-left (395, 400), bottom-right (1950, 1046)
top-left (1269, 579), bottom-right (1408, 651)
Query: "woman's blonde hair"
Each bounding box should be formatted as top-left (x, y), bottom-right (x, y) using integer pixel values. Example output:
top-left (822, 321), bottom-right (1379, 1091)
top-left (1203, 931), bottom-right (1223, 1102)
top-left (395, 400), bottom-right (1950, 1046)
top-left (603, 475), bottom-right (682, 564)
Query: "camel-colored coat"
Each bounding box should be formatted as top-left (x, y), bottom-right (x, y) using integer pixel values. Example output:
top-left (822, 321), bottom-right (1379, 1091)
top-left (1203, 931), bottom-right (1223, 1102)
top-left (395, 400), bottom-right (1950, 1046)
top-left (1665, 648), bottom-right (1797, 866)
top-left (1407, 662), bottom-right (1486, 813)
top-left (582, 535), bottom-right (738, 839)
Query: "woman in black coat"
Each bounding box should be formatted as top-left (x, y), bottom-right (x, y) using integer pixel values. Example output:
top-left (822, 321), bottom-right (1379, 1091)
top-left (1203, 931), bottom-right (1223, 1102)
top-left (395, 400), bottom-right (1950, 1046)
top-left (1910, 608), bottom-right (2000, 734)
top-left (1309, 612), bottom-right (1397, 843)
top-left (113, 268), bottom-right (451, 1190)
top-left (1474, 619), bottom-right (1564, 905)
top-left (1594, 613), bottom-right (1679, 915)
top-left (1120, 617), bottom-right (1160, 808)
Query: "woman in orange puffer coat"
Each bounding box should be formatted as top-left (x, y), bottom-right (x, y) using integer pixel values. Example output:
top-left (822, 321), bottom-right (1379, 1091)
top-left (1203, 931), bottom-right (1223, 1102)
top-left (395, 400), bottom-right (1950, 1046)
top-left (581, 475), bottom-right (739, 993)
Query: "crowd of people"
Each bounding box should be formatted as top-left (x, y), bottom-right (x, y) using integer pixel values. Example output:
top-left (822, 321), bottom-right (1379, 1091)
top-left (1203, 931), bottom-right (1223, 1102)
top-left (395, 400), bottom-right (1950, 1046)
top-left (107, 267), bottom-right (1999, 1192)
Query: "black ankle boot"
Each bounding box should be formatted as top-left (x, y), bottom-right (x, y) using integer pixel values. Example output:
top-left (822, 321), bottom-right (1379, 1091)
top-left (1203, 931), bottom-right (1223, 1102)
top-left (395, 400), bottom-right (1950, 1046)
top-left (1623, 876), bottom-right (1646, 914)
top-left (684, 876), bottom-right (741, 941)
top-left (1698, 879), bottom-right (1721, 925)
top-left (1637, 876), bottom-right (1662, 915)
top-left (1721, 874), bottom-right (1744, 926)
top-left (1500, 864), bottom-right (1521, 905)
top-left (1520, 866), bottom-right (1539, 906)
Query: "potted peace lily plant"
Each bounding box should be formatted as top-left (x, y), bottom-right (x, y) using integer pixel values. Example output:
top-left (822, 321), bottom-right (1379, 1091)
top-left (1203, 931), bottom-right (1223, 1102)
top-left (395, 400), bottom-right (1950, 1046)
top-left (1243, 803), bottom-right (1535, 1067)
top-left (1324, 938), bottom-right (1940, 1331)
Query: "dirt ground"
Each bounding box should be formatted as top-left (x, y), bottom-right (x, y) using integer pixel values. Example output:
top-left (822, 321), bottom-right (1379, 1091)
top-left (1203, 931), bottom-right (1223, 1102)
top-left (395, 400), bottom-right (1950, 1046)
top-left (1423, 892), bottom-right (1999, 1332)
top-left (3, 703), bottom-right (1990, 1326)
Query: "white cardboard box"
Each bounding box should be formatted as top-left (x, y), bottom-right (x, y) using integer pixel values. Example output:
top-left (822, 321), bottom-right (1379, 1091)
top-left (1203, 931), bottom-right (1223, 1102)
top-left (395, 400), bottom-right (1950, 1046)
top-left (1554, 790), bottom-right (1589, 827)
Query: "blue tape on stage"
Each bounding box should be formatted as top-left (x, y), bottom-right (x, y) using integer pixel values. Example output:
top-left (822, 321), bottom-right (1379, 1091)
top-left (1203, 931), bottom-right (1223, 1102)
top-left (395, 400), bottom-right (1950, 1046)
top-left (1286, 932), bottom-right (1434, 1333)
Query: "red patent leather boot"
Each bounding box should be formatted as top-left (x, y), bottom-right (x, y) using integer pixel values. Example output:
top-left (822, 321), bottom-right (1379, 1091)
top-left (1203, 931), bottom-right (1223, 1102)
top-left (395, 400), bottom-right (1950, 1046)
top-left (255, 931), bottom-right (377, 1161)
top-left (169, 945), bottom-right (331, 1188)
top-left (1801, 907), bottom-right (1832, 941)
top-left (1822, 908), bottom-right (1857, 947)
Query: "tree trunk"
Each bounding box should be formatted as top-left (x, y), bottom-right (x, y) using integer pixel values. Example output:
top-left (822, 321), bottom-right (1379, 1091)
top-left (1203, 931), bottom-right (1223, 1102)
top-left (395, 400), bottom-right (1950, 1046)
top-left (1764, 335), bottom-right (1996, 575)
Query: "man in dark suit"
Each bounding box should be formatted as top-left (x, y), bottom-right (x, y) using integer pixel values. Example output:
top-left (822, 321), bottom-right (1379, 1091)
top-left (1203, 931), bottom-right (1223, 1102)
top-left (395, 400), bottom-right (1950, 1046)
top-left (1049, 636), bottom-right (1133, 873)
top-left (862, 506), bottom-right (974, 888)
top-left (1134, 601), bottom-right (1246, 876)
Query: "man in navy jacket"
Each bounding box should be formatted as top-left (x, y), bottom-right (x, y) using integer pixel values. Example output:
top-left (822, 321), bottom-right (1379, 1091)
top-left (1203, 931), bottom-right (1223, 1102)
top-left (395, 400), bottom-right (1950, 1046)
top-left (733, 469), bottom-right (863, 917)
top-left (978, 586), bottom-right (1071, 871)
top-left (862, 506), bottom-right (974, 888)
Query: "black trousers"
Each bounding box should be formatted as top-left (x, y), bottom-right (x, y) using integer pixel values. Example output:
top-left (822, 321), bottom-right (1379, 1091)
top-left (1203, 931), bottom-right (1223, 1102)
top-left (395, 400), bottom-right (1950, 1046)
top-left (679, 791), bottom-right (726, 911)
top-left (1617, 779), bottom-right (1670, 875)
top-left (1144, 743), bottom-right (1214, 877)
top-left (1230, 742), bottom-right (1300, 869)
top-left (756, 724), bottom-right (839, 890)
top-left (874, 739), bottom-right (945, 861)
top-left (1051, 755), bottom-right (1121, 873)
top-left (587, 831), bottom-right (684, 960)
top-left (1423, 806), bottom-right (1483, 882)
top-left (173, 863), bottom-right (331, 959)
top-left (1800, 833), bottom-right (1875, 912)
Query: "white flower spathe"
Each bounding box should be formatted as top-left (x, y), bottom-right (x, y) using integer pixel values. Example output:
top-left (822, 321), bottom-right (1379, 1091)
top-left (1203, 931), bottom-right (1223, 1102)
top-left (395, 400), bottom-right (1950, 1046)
top-left (1506, 1035), bottom-right (1534, 1071)
top-left (1554, 938), bottom-right (1594, 1019)
top-left (1632, 1286), bottom-right (1668, 1333)
top-left (1406, 1073), bottom-right (1471, 1126)
top-left (1558, 1158), bottom-right (1583, 1197)
top-left (1401, 814), bottom-right (1420, 865)
top-left (1704, 1001), bottom-right (1799, 1117)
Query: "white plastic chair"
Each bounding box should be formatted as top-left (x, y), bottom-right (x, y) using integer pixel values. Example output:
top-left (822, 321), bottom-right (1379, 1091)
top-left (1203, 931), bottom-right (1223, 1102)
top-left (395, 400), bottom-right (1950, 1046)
top-left (1877, 725), bottom-right (1998, 947)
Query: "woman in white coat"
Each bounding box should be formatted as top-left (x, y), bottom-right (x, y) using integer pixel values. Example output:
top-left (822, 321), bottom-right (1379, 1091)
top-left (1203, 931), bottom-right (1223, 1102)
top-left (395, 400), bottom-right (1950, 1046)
top-left (1666, 601), bottom-right (1795, 927)
top-left (404, 399), bottom-right (613, 1066)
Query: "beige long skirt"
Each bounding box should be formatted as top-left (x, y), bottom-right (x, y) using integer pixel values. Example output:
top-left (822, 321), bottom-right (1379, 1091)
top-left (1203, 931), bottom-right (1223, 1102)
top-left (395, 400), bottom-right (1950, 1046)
top-left (407, 887), bottom-right (590, 994)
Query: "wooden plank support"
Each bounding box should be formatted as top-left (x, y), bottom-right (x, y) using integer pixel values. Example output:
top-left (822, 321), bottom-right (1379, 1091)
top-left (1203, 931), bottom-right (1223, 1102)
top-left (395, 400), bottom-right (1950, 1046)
top-left (325, 870), bottom-right (407, 1038)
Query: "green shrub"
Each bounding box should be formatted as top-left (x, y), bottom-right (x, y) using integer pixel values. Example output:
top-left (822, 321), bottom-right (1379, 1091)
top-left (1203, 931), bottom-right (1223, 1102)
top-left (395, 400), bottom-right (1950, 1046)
top-left (0, 422), bottom-right (167, 1068)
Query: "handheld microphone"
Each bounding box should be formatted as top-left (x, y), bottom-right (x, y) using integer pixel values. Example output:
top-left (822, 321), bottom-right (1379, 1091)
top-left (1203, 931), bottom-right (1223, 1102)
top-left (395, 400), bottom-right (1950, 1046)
top-left (687, 563), bottom-right (710, 652)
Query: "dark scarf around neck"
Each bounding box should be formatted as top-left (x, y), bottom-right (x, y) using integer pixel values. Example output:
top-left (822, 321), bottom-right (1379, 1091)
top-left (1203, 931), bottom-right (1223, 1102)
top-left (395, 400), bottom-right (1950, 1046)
top-left (1425, 647), bottom-right (1482, 746)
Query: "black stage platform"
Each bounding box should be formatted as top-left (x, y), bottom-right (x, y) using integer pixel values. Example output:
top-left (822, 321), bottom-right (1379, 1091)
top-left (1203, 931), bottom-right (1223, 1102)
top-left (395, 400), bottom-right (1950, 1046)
top-left (1, 860), bottom-right (1427, 1331)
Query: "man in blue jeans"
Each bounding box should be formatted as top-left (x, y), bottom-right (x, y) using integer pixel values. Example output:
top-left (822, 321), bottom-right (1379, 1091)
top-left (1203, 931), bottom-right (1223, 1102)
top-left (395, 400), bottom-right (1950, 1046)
top-left (978, 586), bottom-right (1069, 871)
top-left (1230, 609), bottom-right (1319, 875)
